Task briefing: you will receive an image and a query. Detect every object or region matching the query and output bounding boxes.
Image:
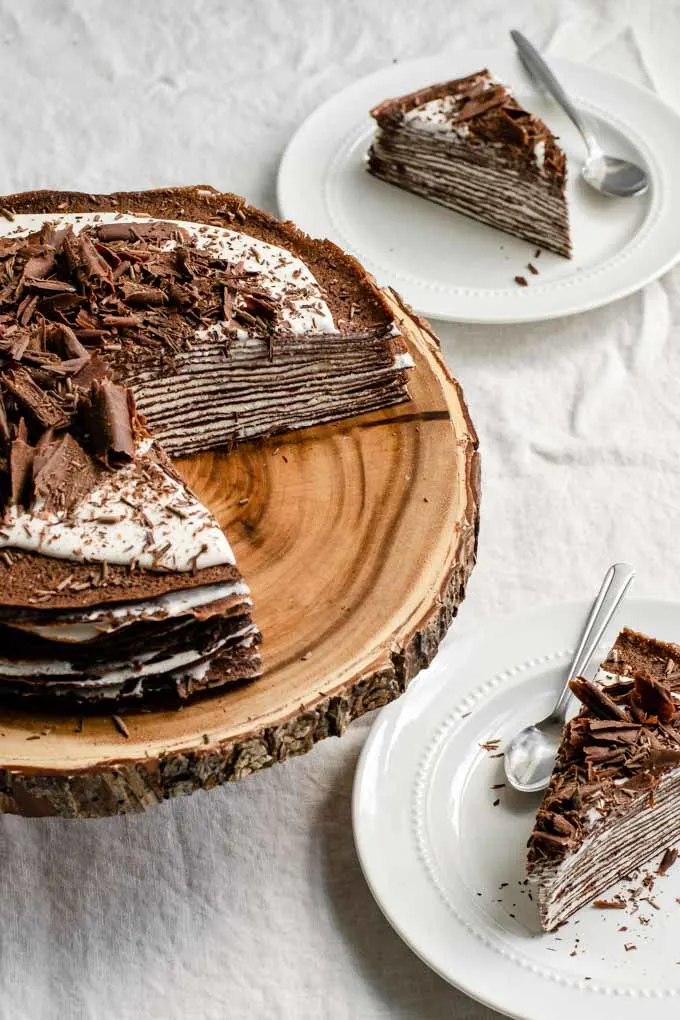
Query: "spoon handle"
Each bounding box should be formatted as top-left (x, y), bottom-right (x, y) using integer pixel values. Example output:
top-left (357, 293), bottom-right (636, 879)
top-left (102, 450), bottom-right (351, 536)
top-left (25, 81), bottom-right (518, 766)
top-left (552, 562), bottom-right (636, 721)
top-left (510, 30), bottom-right (600, 156)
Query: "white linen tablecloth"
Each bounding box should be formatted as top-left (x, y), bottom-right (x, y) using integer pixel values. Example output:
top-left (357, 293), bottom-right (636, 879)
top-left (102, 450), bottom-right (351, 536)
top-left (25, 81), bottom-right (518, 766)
top-left (0, 1), bottom-right (679, 1016)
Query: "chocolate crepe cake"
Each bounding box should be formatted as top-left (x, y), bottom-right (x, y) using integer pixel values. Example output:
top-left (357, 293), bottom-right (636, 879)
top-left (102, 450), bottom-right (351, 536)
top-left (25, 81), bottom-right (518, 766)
top-left (527, 628), bottom-right (680, 931)
top-left (367, 70), bottom-right (571, 258)
top-left (0, 186), bottom-right (413, 706)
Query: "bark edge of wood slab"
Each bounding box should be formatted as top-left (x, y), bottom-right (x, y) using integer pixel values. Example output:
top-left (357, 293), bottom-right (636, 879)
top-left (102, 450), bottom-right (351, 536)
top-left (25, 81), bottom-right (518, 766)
top-left (0, 288), bottom-right (480, 818)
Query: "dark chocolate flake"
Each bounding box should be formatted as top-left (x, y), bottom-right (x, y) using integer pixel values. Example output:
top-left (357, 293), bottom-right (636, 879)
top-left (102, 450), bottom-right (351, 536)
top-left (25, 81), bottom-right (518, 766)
top-left (82, 378), bottom-right (136, 467)
top-left (658, 847), bottom-right (678, 875)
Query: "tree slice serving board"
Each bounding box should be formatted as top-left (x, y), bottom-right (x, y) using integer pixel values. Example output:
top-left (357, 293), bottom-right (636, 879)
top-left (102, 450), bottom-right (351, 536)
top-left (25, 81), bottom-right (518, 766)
top-left (0, 289), bottom-right (479, 817)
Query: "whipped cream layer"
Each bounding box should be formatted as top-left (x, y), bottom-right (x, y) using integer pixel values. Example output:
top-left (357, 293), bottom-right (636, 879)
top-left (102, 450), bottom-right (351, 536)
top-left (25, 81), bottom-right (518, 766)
top-left (0, 623), bottom-right (257, 680)
top-left (404, 95), bottom-right (473, 137)
top-left (7, 580), bottom-right (249, 643)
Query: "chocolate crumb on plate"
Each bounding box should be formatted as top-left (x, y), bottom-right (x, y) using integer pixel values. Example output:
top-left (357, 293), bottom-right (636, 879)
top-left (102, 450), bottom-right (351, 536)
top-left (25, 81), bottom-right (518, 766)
top-left (658, 847), bottom-right (678, 875)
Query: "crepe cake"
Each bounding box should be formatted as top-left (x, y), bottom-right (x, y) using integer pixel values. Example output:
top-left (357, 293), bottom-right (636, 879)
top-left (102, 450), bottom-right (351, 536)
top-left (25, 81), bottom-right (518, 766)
top-left (527, 627), bottom-right (680, 931)
top-left (0, 186), bottom-right (414, 706)
top-left (367, 69), bottom-right (571, 258)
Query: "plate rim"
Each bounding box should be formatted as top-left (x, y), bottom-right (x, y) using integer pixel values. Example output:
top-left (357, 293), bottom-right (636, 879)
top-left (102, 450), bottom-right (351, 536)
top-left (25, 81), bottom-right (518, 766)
top-left (278, 50), bottom-right (680, 325)
top-left (352, 595), bottom-right (680, 1020)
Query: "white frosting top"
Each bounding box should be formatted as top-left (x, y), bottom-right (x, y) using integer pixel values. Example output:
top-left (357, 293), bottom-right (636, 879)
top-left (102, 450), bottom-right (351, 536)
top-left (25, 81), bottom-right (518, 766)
top-left (1, 212), bottom-right (337, 336)
top-left (0, 439), bottom-right (235, 571)
top-left (404, 95), bottom-right (472, 137)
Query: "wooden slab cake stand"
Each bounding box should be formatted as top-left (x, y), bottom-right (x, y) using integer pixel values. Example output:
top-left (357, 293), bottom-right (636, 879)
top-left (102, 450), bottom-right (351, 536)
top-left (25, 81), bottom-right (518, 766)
top-left (0, 288), bottom-right (479, 817)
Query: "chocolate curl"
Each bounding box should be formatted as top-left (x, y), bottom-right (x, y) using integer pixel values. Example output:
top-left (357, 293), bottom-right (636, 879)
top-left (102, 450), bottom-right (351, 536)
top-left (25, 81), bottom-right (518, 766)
top-left (78, 232), bottom-right (113, 284)
top-left (569, 677), bottom-right (629, 721)
top-left (21, 252), bottom-right (56, 284)
top-left (83, 379), bottom-right (136, 467)
top-left (658, 847), bottom-right (678, 875)
top-left (49, 322), bottom-right (90, 361)
top-left (9, 419), bottom-right (34, 507)
top-left (62, 228), bottom-right (112, 288)
top-left (96, 223), bottom-right (144, 243)
top-left (496, 108), bottom-right (530, 147)
top-left (39, 221), bottom-right (68, 250)
top-left (120, 282), bottom-right (167, 308)
top-left (23, 278), bottom-right (76, 295)
top-left (96, 221), bottom-right (189, 245)
top-left (3, 366), bottom-right (69, 430)
top-left (632, 672), bottom-right (677, 724)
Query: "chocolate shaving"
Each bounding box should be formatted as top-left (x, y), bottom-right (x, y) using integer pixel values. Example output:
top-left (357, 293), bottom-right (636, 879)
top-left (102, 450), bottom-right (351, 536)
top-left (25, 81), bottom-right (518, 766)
top-left (24, 278), bottom-right (77, 295)
top-left (632, 672), bottom-right (677, 723)
top-left (658, 847), bottom-right (678, 876)
top-left (112, 714), bottom-right (130, 738)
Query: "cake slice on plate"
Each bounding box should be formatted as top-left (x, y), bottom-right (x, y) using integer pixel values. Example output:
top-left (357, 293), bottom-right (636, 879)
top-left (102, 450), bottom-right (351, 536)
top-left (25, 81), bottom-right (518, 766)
top-left (0, 187), bottom-right (414, 706)
top-left (527, 627), bottom-right (680, 930)
top-left (368, 69), bottom-right (571, 258)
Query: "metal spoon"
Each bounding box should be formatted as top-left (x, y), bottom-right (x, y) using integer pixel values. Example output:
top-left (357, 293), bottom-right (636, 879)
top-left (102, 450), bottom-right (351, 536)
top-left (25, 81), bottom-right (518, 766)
top-left (504, 562), bottom-right (635, 793)
top-left (510, 31), bottom-right (649, 198)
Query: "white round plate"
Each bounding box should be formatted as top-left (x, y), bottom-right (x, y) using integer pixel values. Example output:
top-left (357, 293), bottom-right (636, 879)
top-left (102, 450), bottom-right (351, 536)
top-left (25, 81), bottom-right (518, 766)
top-left (278, 51), bottom-right (680, 324)
top-left (353, 598), bottom-right (680, 1020)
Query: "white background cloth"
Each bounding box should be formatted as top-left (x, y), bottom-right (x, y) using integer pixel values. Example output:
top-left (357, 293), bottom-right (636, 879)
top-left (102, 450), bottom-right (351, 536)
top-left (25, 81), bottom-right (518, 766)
top-left (0, 1), bottom-right (678, 1017)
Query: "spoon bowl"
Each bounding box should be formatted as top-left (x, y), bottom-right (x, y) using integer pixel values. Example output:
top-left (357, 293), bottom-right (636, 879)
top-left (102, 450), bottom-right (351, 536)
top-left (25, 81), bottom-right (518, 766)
top-left (583, 153), bottom-right (649, 198)
top-left (503, 718), bottom-right (566, 793)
